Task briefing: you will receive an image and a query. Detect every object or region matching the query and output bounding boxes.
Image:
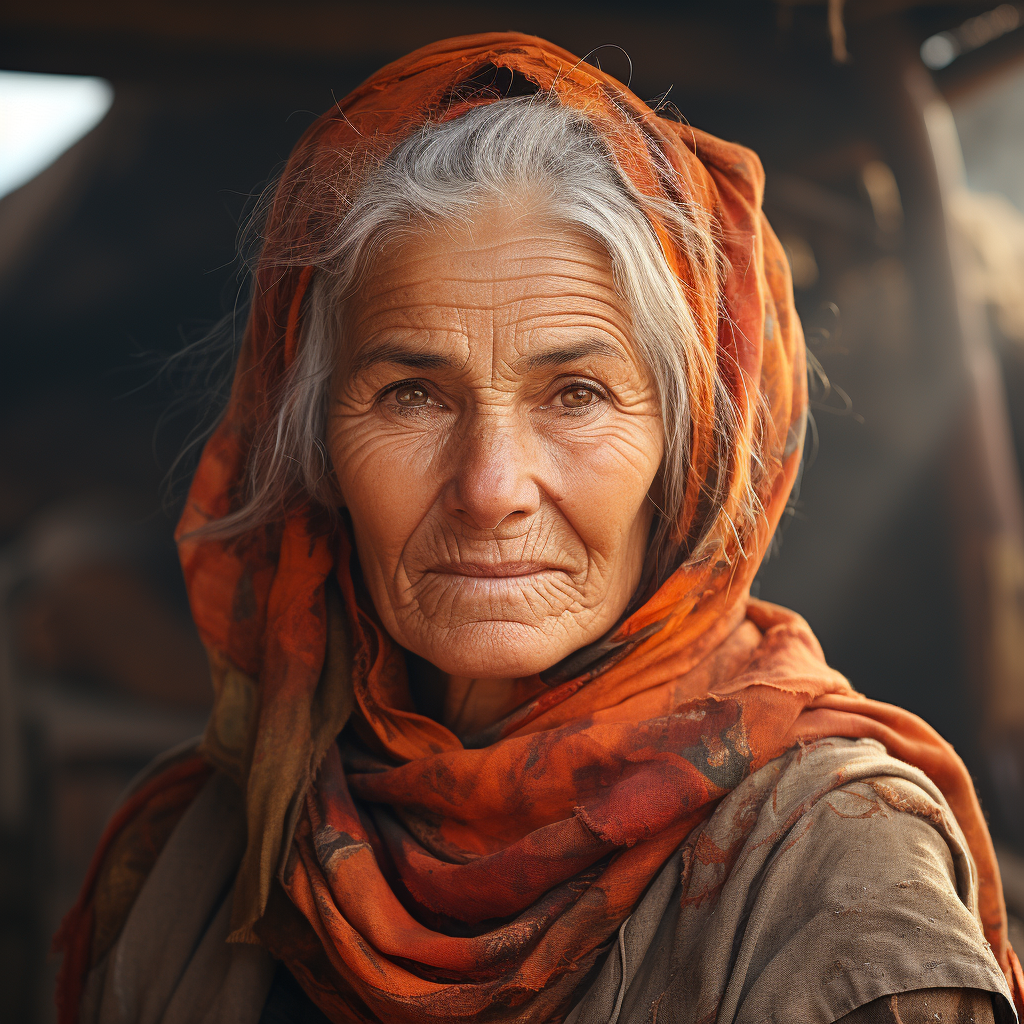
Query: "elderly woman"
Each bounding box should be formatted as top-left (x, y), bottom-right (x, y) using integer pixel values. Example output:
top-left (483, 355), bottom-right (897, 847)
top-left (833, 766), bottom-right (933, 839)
top-left (56, 33), bottom-right (1022, 1024)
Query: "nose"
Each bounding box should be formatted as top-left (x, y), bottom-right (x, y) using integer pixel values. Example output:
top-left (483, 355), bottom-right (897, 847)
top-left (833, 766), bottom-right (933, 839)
top-left (443, 410), bottom-right (542, 531)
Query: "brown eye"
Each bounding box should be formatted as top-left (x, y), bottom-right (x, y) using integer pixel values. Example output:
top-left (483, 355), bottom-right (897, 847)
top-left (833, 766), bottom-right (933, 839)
top-left (561, 386), bottom-right (597, 408)
top-left (395, 385), bottom-right (430, 406)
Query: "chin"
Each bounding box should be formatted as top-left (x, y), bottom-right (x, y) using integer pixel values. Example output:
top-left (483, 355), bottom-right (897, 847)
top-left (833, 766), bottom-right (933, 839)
top-left (412, 620), bottom-right (577, 679)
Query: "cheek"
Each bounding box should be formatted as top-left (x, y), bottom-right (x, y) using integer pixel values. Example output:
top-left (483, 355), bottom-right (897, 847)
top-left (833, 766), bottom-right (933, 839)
top-left (328, 412), bottom-right (441, 571)
top-left (548, 414), bottom-right (663, 552)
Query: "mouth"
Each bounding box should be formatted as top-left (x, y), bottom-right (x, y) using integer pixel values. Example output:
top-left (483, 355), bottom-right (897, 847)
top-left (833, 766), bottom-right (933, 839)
top-left (426, 561), bottom-right (565, 579)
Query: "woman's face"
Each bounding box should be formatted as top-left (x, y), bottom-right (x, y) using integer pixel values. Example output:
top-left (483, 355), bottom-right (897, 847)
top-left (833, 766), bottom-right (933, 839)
top-left (328, 207), bottom-right (664, 680)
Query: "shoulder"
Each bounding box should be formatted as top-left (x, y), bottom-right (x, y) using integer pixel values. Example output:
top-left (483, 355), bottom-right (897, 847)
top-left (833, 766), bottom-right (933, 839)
top-left (688, 737), bottom-right (1014, 1022)
top-left (577, 738), bottom-right (1017, 1024)
top-left (705, 736), bottom-right (978, 897)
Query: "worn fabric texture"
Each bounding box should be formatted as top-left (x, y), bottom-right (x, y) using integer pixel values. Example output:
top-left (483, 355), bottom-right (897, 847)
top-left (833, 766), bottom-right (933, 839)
top-left (78, 769), bottom-right (276, 1024)
top-left (55, 31), bottom-right (1024, 1024)
top-left (566, 738), bottom-right (1015, 1024)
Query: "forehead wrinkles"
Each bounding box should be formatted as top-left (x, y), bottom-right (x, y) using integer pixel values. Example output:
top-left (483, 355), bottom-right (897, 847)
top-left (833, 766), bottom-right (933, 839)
top-left (360, 251), bottom-right (619, 301)
top-left (346, 222), bottom-right (636, 381)
top-left (362, 218), bottom-right (614, 290)
top-left (392, 226), bottom-right (612, 273)
top-left (354, 252), bottom-right (626, 332)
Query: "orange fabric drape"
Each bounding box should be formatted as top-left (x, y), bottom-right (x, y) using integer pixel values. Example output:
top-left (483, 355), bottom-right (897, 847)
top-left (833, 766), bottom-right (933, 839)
top-left (56, 32), bottom-right (1022, 1024)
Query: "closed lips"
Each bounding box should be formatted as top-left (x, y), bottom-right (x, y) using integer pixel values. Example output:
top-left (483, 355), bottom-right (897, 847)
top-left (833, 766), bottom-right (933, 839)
top-left (427, 562), bottom-right (565, 578)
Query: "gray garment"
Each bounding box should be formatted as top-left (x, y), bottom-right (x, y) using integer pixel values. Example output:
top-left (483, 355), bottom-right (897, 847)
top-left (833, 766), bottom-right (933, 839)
top-left (568, 737), bottom-right (1015, 1024)
top-left (79, 771), bottom-right (276, 1024)
top-left (78, 738), bottom-right (1015, 1023)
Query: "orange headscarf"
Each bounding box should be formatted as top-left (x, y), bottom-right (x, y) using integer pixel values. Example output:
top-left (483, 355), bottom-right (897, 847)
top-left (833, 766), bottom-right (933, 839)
top-left (56, 32), bottom-right (1023, 1024)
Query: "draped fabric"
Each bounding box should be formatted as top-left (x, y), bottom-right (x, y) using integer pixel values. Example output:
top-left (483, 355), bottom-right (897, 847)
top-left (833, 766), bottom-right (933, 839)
top-left (56, 32), bottom-right (1023, 1024)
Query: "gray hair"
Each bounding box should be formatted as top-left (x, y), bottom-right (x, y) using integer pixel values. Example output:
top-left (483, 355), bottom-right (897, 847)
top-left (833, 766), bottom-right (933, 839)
top-left (213, 94), bottom-right (758, 556)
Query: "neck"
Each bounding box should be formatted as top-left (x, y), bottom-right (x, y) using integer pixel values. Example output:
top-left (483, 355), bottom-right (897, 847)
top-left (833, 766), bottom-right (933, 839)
top-left (406, 656), bottom-right (542, 737)
top-left (441, 675), bottom-right (522, 736)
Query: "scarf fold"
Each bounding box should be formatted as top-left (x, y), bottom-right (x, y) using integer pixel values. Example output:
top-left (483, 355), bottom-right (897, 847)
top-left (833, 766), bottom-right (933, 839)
top-left (56, 31), bottom-right (1023, 1024)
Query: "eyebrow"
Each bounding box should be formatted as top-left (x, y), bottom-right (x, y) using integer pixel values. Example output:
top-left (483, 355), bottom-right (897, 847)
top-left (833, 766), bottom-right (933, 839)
top-left (349, 343), bottom-right (458, 375)
top-left (525, 340), bottom-right (626, 370)
top-left (348, 338), bottom-right (626, 375)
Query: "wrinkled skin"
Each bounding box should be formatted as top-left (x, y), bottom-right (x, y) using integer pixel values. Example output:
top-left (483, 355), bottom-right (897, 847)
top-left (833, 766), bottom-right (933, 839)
top-left (327, 206), bottom-right (664, 733)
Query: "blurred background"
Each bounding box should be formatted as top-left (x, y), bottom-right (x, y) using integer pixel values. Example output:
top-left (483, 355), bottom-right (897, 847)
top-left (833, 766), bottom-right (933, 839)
top-left (1, 1), bottom-right (1024, 1020)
